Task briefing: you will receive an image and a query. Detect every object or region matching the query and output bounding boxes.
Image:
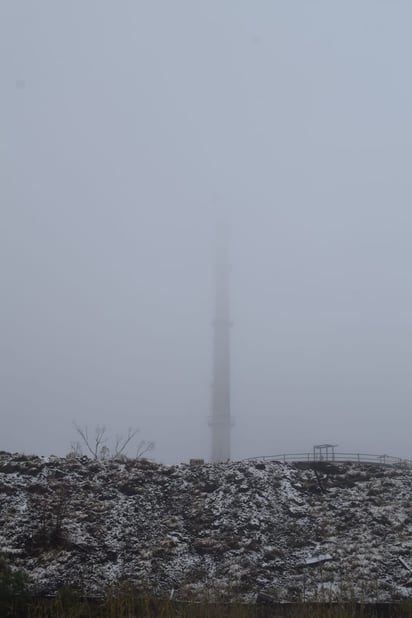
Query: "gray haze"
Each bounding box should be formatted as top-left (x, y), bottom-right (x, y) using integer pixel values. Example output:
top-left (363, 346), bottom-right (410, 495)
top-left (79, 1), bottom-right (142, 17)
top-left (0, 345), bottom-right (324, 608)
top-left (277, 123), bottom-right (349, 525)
top-left (2, 2), bottom-right (412, 463)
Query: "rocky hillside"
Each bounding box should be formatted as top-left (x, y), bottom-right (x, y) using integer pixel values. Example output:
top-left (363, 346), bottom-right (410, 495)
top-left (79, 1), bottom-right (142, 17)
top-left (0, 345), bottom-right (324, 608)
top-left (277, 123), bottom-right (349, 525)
top-left (1, 451), bottom-right (412, 603)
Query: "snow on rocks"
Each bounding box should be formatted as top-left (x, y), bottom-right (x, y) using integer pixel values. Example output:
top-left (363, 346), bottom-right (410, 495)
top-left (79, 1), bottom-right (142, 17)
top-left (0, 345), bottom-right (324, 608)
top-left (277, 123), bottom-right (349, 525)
top-left (1, 451), bottom-right (412, 602)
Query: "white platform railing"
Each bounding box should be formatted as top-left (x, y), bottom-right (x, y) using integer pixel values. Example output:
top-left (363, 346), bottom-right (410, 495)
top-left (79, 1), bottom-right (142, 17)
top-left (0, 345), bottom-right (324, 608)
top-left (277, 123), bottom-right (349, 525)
top-left (245, 452), bottom-right (412, 466)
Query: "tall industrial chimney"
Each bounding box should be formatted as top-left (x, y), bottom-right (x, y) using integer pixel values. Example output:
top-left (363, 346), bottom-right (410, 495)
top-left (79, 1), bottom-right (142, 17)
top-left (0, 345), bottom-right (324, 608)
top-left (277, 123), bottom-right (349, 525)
top-left (209, 221), bottom-right (232, 463)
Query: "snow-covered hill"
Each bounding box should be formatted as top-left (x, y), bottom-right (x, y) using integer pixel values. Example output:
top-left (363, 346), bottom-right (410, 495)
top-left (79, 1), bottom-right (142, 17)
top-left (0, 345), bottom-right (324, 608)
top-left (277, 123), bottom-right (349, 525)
top-left (1, 451), bottom-right (412, 602)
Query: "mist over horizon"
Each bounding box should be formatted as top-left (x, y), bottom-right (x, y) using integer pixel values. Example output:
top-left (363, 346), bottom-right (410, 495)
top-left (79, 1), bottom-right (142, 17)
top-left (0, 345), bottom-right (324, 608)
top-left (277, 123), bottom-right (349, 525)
top-left (2, 2), bottom-right (412, 464)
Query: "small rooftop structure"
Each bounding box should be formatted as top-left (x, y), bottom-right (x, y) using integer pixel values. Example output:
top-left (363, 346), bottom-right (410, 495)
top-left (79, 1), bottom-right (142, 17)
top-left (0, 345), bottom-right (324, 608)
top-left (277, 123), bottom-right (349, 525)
top-left (189, 458), bottom-right (204, 466)
top-left (313, 444), bottom-right (338, 461)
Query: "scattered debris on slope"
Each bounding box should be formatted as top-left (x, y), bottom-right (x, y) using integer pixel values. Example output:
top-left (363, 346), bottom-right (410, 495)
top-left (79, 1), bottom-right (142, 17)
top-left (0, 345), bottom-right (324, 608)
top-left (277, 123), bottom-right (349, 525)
top-left (1, 451), bottom-right (412, 602)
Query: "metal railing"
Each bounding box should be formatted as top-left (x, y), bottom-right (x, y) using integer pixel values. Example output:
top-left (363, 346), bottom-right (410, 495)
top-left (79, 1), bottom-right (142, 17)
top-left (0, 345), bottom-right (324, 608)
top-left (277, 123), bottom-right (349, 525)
top-left (245, 452), bottom-right (412, 467)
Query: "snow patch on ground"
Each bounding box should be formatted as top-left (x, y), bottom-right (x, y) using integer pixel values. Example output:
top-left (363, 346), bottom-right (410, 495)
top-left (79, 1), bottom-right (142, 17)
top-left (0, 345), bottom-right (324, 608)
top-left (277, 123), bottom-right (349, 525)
top-left (1, 453), bottom-right (412, 601)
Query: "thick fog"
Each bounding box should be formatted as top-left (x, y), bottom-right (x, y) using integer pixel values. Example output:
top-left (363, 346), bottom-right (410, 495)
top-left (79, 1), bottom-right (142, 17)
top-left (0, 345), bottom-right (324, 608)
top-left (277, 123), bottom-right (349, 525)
top-left (2, 2), bottom-right (412, 463)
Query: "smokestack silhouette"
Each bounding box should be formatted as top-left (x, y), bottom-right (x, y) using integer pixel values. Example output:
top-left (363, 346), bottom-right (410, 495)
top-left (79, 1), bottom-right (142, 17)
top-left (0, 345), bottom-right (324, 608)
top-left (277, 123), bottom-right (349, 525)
top-left (209, 219), bottom-right (232, 463)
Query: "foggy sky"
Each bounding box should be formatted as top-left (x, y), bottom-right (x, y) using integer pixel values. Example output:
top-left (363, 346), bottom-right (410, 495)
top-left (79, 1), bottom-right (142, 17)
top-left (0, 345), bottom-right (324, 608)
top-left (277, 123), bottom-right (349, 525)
top-left (2, 1), bottom-right (412, 463)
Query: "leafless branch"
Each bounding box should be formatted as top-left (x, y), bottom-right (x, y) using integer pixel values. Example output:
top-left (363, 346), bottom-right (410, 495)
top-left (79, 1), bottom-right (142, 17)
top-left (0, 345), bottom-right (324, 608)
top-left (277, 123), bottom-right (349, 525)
top-left (72, 423), bottom-right (154, 460)
top-left (113, 427), bottom-right (140, 458)
top-left (69, 441), bottom-right (83, 457)
top-left (73, 423), bottom-right (107, 459)
top-left (136, 439), bottom-right (155, 459)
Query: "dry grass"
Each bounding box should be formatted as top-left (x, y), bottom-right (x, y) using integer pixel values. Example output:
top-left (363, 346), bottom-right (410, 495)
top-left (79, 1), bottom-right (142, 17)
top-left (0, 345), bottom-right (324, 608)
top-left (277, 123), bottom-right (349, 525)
top-left (22, 593), bottom-right (406, 618)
